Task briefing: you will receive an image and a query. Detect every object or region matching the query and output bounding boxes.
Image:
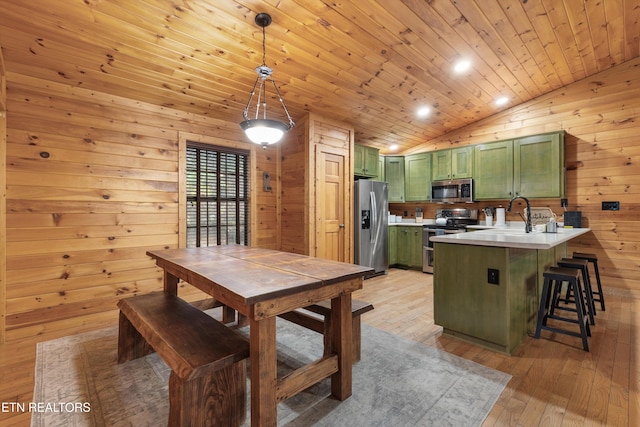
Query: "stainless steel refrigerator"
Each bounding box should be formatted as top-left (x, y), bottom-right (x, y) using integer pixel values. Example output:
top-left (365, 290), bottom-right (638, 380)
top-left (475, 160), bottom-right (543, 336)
top-left (354, 180), bottom-right (389, 276)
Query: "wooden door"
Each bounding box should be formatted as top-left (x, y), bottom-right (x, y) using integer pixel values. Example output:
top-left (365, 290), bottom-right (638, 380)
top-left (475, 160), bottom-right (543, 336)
top-left (315, 144), bottom-right (348, 262)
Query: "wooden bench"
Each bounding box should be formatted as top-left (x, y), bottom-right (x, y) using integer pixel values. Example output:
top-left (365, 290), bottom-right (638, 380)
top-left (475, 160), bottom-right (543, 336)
top-left (278, 299), bottom-right (374, 363)
top-left (117, 292), bottom-right (250, 427)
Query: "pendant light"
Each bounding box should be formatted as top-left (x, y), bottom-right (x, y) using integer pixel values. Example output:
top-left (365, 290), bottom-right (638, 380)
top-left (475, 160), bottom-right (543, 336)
top-left (239, 13), bottom-right (294, 147)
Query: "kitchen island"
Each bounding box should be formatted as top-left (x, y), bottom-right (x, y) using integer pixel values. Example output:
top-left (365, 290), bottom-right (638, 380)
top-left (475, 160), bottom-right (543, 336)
top-left (430, 227), bottom-right (591, 355)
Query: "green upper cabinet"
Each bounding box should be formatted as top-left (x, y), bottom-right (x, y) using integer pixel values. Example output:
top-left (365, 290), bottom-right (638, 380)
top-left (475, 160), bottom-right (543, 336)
top-left (432, 146), bottom-right (473, 181)
top-left (474, 131), bottom-right (564, 200)
top-left (385, 156), bottom-right (405, 202)
top-left (514, 132), bottom-right (564, 198)
top-left (376, 155), bottom-right (385, 181)
top-left (431, 150), bottom-right (451, 181)
top-left (474, 141), bottom-right (514, 199)
top-left (451, 146), bottom-right (474, 178)
top-left (354, 144), bottom-right (380, 178)
top-left (404, 152), bottom-right (431, 201)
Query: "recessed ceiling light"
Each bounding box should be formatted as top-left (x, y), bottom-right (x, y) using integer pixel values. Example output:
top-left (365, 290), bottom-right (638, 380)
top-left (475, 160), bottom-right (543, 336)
top-left (495, 96), bottom-right (509, 106)
top-left (389, 144), bottom-right (399, 151)
top-left (416, 106), bottom-right (431, 118)
top-left (453, 59), bottom-right (472, 74)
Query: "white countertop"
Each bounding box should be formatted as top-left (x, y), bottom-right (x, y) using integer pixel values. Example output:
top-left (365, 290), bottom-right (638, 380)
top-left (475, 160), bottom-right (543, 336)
top-left (388, 221), bottom-right (426, 227)
top-left (430, 226), bottom-right (591, 249)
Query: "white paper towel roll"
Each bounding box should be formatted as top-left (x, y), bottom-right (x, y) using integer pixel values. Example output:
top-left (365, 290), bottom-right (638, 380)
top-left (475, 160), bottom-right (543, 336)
top-left (495, 207), bottom-right (506, 226)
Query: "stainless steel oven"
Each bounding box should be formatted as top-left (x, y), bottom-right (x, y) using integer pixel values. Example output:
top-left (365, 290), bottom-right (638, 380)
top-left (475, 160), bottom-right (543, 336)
top-left (422, 227), bottom-right (466, 273)
top-left (422, 208), bottom-right (478, 274)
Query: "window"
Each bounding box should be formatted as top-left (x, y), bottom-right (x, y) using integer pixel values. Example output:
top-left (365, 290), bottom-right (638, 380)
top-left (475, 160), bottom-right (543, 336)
top-left (186, 143), bottom-right (249, 247)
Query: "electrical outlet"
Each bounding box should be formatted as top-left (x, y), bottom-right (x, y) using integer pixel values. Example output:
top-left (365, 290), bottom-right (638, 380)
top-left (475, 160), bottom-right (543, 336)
top-left (487, 268), bottom-right (499, 285)
top-left (602, 201), bottom-right (620, 211)
top-left (561, 198), bottom-right (568, 207)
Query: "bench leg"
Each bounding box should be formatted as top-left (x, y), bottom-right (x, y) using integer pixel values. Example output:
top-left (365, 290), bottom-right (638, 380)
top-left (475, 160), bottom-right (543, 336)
top-left (168, 361), bottom-right (247, 427)
top-left (352, 318), bottom-right (362, 363)
top-left (322, 316), bottom-right (363, 364)
top-left (117, 311), bottom-right (154, 364)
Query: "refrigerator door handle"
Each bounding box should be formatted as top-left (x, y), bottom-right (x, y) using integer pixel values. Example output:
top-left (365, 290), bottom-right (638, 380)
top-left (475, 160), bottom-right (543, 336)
top-left (370, 191), bottom-right (376, 244)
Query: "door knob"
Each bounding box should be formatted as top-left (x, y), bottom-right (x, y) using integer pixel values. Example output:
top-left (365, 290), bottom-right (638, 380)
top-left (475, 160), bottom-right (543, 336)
top-left (339, 224), bottom-right (345, 228)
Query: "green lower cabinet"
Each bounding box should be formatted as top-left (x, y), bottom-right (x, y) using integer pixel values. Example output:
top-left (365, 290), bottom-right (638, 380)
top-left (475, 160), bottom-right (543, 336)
top-left (390, 226), bottom-right (422, 269)
top-left (388, 226), bottom-right (398, 265)
top-left (433, 242), bottom-right (566, 354)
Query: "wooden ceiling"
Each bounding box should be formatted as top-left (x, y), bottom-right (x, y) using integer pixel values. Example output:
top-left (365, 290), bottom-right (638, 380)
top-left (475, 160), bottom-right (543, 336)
top-left (1, 0), bottom-right (638, 153)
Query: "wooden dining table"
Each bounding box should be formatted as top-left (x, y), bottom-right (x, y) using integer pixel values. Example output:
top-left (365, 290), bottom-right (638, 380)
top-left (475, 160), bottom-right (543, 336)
top-left (146, 245), bottom-right (373, 426)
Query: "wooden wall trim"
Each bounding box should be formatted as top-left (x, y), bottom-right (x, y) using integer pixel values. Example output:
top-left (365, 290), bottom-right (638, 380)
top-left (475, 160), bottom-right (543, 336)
top-left (177, 132), bottom-right (263, 248)
top-left (0, 43), bottom-right (6, 343)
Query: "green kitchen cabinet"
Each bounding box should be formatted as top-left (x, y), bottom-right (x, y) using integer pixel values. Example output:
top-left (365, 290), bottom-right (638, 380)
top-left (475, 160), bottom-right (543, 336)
top-left (385, 156), bottom-right (405, 202)
top-left (354, 144), bottom-right (380, 178)
top-left (393, 226), bottom-right (422, 269)
top-left (404, 152), bottom-right (431, 201)
top-left (376, 155), bottom-right (385, 181)
top-left (473, 140), bottom-right (514, 199)
top-left (388, 225), bottom-right (398, 265)
top-left (474, 132), bottom-right (564, 200)
top-left (433, 241), bottom-right (566, 354)
top-left (408, 227), bottom-right (422, 267)
top-left (514, 132), bottom-right (564, 198)
top-left (432, 146), bottom-right (473, 181)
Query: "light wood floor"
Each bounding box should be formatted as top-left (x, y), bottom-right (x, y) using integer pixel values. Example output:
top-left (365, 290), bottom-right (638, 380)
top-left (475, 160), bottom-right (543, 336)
top-left (1, 268), bottom-right (638, 426)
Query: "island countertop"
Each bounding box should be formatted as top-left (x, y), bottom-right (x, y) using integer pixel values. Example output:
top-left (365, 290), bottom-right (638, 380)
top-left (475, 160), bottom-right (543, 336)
top-left (430, 226), bottom-right (591, 249)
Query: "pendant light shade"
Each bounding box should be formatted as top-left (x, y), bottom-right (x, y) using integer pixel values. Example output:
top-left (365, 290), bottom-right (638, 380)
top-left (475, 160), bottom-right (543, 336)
top-left (240, 13), bottom-right (294, 147)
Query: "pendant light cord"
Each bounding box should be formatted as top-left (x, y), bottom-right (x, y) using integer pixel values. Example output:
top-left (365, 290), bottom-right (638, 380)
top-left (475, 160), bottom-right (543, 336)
top-left (262, 25), bottom-right (267, 66)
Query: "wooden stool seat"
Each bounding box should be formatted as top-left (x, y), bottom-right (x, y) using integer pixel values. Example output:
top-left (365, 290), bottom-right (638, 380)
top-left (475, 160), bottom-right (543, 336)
top-left (573, 252), bottom-right (606, 311)
top-left (557, 258), bottom-right (596, 325)
top-left (535, 267), bottom-right (590, 351)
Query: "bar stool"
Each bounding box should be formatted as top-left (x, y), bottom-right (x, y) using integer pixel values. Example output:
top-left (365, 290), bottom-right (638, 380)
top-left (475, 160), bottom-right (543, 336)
top-left (535, 266), bottom-right (590, 351)
top-left (557, 258), bottom-right (596, 325)
top-left (573, 252), bottom-right (605, 311)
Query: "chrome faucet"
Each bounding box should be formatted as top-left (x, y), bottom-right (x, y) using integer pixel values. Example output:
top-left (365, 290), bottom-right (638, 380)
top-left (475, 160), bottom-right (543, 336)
top-left (507, 195), bottom-right (533, 233)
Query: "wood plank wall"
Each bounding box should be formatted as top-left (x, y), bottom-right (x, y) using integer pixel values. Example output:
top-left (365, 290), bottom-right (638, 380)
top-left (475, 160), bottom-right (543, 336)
top-left (280, 114), bottom-right (311, 255)
top-left (391, 57), bottom-right (640, 293)
top-left (0, 45), bottom-right (7, 342)
top-left (2, 74), bottom-right (279, 343)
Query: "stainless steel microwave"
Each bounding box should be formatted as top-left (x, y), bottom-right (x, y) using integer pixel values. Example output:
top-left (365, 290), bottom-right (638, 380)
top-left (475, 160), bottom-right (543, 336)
top-left (431, 178), bottom-right (474, 203)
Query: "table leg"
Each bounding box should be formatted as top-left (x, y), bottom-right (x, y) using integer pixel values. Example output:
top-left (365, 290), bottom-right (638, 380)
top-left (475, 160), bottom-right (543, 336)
top-left (164, 271), bottom-right (179, 295)
top-left (330, 293), bottom-right (353, 400)
top-left (250, 316), bottom-right (277, 427)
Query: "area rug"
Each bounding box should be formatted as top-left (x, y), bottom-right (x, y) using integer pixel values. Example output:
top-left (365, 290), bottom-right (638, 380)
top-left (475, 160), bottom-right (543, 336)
top-left (32, 317), bottom-right (510, 426)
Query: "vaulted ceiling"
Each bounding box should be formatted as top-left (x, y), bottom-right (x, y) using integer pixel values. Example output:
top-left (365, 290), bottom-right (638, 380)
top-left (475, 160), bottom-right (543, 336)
top-left (1, 0), bottom-right (638, 153)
